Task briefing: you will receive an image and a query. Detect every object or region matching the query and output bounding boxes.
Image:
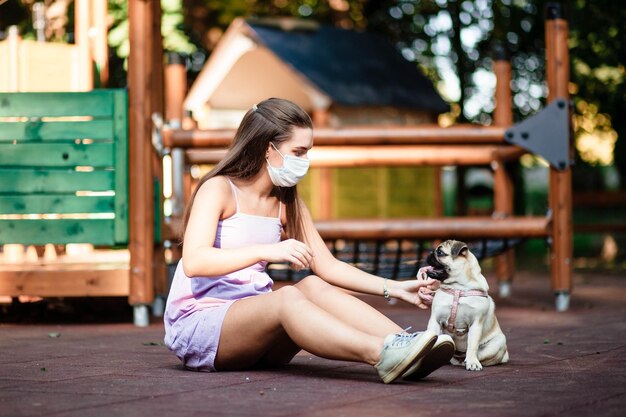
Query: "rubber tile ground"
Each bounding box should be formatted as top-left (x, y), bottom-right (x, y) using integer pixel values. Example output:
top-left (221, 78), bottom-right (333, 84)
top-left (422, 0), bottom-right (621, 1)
top-left (0, 270), bottom-right (624, 417)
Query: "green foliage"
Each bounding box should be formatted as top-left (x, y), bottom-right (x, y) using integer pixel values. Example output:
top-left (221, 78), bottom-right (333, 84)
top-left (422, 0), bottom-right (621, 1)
top-left (108, 0), bottom-right (197, 68)
top-left (362, 1), bottom-right (624, 184)
top-left (4, 0), bottom-right (622, 185)
top-left (568, 0), bottom-right (625, 183)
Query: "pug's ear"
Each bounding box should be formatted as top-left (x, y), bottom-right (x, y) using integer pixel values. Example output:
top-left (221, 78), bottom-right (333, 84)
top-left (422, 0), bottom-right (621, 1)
top-left (451, 242), bottom-right (468, 257)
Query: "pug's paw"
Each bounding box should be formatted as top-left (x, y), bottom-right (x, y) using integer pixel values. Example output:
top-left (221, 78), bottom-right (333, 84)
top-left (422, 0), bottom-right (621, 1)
top-left (450, 357), bottom-right (464, 366)
top-left (465, 358), bottom-right (483, 371)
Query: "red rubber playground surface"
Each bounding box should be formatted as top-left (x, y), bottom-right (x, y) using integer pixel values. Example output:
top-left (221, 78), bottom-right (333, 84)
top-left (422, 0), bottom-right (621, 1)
top-left (1, 269), bottom-right (624, 417)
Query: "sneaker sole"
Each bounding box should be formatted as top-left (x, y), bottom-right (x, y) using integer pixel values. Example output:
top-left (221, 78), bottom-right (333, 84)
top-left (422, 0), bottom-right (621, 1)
top-left (403, 339), bottom-right (455, 381)
top-left (382, 331), bottom-right (437, 384)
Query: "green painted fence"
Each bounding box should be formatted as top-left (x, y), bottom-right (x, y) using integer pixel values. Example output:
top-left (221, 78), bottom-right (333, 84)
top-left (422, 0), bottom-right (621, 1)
top-left (0, 90), bottom-right (128, 246)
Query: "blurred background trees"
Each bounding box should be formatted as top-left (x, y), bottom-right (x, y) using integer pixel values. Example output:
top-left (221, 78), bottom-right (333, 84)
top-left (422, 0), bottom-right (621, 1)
top-left (0, 0), bottom-right (623, 190)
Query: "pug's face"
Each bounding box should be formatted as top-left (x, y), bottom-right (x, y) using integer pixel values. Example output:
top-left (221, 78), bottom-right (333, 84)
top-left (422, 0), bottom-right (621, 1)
top-left (425, 240), bottom-right (471, 282)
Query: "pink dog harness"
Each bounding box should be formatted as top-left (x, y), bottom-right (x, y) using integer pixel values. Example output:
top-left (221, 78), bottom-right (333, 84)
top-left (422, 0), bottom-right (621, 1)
top-left (440, 287), bottom-right (489, 333)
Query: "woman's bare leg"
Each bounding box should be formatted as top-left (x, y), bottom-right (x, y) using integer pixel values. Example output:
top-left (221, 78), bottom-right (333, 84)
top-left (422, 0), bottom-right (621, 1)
top-left (214, 285), bottom-right (384, 371)
top-left (295, 276), bottom-right (404, 337)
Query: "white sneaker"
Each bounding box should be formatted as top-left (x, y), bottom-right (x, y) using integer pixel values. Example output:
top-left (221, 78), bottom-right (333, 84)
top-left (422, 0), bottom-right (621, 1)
top-left (402, 334), bottom-right (455, 380)
top-left (375, 330), bottom-right (437, 384)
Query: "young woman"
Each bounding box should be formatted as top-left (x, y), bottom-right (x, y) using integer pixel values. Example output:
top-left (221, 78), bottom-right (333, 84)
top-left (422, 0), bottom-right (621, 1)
top-left (164, 98), bottom-right (454, 383)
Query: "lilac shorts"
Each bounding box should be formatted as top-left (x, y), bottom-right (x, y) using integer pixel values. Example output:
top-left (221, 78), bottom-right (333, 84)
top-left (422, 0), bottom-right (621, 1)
top-left (164, 300), bottom-right (236, 372)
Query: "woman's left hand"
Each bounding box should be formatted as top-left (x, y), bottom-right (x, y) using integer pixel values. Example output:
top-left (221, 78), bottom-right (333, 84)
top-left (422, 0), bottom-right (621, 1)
top-left (391, 268), bottom-right (440, 309)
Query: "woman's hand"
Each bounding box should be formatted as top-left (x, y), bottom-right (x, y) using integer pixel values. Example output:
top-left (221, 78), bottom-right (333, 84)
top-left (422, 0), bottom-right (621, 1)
top-left (262, 239), bottom-right (314, 270)
top-left (415, 266), bottom-right (440, 307)
top-left (390, 266), bottom-right (440, 309)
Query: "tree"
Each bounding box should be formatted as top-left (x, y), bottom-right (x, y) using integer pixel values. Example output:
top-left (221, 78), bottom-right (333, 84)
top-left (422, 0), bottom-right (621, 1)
top-left (568, 0), bottom-right (624, 188)
top-left (363, 0), bottom-right (623, 188)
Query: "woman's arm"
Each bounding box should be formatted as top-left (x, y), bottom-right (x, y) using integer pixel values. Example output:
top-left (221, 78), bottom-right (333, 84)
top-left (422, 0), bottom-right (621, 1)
top-left (182, 177), bottom-right (313, 277)
top-left (182, 177), bottom-right (263, 277)
top-left (302, 204), bottom-right (435, 308)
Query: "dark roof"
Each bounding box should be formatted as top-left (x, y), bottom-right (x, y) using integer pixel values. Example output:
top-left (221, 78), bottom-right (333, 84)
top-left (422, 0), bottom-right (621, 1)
top-left (248, 21), bottom-right (449, 114)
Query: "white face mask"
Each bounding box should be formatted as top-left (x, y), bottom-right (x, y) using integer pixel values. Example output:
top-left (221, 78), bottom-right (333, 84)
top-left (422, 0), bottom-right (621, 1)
top-left (266, 142), bottom-right (310, 187)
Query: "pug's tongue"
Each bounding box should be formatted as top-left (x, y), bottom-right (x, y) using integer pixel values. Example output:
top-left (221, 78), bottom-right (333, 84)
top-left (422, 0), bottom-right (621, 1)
top-left (424, 259), bottom-right (447, 281)
top-left (421, 265), bottom-right (434, 273)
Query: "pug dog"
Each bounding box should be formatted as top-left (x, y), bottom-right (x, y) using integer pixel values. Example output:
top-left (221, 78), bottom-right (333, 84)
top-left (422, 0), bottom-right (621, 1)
top-left (424, 240), bottom-right (509, 371)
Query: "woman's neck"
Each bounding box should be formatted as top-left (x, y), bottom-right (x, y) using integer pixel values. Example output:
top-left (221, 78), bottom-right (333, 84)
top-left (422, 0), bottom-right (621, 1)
top-left (231, 170), bottom-right (275, 198)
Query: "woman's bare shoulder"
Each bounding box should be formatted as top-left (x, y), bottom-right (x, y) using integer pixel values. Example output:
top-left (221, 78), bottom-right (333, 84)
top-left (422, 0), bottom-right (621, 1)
top-left (194, 175), bottom-right (237, 219)
top-left (196, 175), bottom-right (230, 199)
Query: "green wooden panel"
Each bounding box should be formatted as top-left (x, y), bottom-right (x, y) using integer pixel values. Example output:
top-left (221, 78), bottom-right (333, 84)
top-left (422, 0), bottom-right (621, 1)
top-left (0, 219), bottom-right (115, 245)
top-left (153, 178), bottom-right (161, 243)
top-left (0, 195), bottom-right (114, 215)
top-left (387, 167), bottom-right (437, 217)
top-left (0, 143), bottom-right (114, 168)
top-left (0, 169), bottom-right (114, 193)
top-left (333, 167), bottom-right (438, 219)
top-left (335, 168), bottom-right (385, 218)
top-left (0, 120), bottom-right (114, 141)
top-left (113, 90), bottom-right (129, 245)
top-left (0, 89), bottom-right (129, 246)
top-left (0, 90), bottom-right (115, 118)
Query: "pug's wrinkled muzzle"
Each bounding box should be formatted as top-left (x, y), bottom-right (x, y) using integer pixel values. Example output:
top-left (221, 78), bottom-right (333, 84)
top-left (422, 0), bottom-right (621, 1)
top-left (425, 252), bottom-right (448, 281)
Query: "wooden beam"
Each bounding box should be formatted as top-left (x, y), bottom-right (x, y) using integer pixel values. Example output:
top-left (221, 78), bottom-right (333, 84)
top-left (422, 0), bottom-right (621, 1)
top-left (0, 266), bottom-right (129, 297)
top-left (573, 191), bottom-right (626, 208)
top-left (162, 125), bottom-right (508, 148)
top-left (314, 217), bottom-right (551, 240)
top-left (185, 145), bottom-right (526, 167)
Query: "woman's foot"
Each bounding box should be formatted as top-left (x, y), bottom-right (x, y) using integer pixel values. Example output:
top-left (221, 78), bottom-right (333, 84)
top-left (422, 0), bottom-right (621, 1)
top-left (375, 331), bottom-right (437, 384)
top-left (402, 334), bottom-right (455, 381)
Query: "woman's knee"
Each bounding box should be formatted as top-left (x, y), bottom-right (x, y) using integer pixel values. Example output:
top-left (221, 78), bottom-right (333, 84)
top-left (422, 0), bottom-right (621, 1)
top-left (295, 275), bottom-right (332, 295)
top-left (275, 285), bottom-right (307, 305)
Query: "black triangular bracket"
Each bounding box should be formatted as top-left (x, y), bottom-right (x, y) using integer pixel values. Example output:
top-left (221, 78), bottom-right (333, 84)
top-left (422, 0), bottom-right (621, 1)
top-left (504, 98), bottom-right (571, 170)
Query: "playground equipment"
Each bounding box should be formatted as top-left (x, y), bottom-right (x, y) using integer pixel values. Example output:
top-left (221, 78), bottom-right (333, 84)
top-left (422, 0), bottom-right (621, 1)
top-left (0, 89), bottom-right (161, 325)
top-left (0, 0), bottom-right (163, 327)
top-left (0, 3), bottom-right (573, 322)
top-left (159, 4), bottom-right (573, 310)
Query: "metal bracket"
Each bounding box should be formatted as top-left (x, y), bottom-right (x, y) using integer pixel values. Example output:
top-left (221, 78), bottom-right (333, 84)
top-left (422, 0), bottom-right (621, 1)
top-left (151, 112), bottom-right (164, 157)
top-left (504, 98), bottom-right (571, 170)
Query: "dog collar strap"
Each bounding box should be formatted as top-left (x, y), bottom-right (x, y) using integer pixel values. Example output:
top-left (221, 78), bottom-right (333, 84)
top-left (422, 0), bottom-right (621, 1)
top-left (441, 288), bottom-right (489, 333)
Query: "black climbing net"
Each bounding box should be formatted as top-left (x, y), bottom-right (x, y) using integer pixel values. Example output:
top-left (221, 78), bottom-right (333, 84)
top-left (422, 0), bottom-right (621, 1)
top-left (268, 238), bottom-right (526, 282)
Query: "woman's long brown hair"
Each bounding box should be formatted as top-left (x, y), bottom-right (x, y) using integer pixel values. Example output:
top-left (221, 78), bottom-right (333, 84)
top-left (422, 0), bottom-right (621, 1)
top-left (181, 97), bottom-right (313, 244)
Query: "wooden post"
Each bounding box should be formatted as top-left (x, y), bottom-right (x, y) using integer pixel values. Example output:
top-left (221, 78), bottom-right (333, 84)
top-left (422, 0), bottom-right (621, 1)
top-left (92, 0), bottom-right (109, 86)
top-left (165, 52), bottom-right (186, 124)
top-left (150, 0), bottom-right (168, 314)
top-left (492, 44), bottom-right (515, 296)
top-left (165, 52), bottom-right (187, 219)
top-left (6, 26), bottom-right (20, 91)
top-left (312, 109), bottom-right (333, 220)
top-left (162, 52), bottom-right (186, 299)
top-left (545, 3), bottom-right (573, 311)
top-left (74, 0), bottom-right (93, 90)
top-left (128, 0), bottom-right (156, 323)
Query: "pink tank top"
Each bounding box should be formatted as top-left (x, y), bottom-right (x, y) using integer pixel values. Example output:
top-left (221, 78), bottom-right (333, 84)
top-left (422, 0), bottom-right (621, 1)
top-left (164, 177), bottom-right (283, 322)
